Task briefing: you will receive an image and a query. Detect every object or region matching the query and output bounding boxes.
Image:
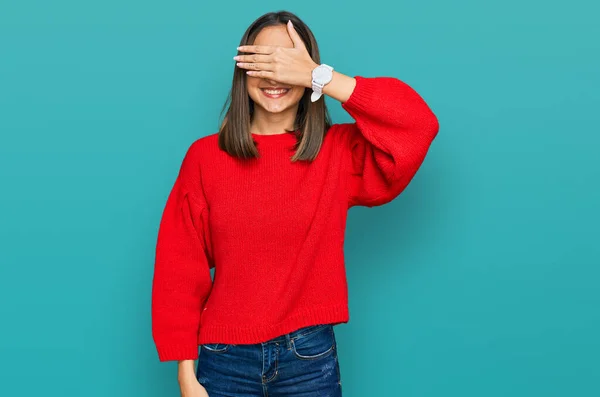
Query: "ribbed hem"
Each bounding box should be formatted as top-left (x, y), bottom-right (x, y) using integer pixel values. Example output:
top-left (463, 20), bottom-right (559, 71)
top-left (197, 303), bottom-right (349, 344)
top-left (156, 344), bottom-right (200, 362)
top-left (251, 130), bottom-right (299, 146)
top-left (341, 75), bottom-right (382, 115)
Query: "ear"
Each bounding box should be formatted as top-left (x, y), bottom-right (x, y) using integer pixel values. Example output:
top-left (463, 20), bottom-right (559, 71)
top-left (287, 20), bottom-right (306, 50)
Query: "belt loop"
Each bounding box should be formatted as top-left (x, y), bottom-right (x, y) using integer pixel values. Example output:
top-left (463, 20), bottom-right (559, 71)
top-left (285, 332), bottom-right (292, 350)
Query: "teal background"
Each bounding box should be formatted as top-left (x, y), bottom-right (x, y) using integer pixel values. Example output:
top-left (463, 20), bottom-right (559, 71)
top-left (1, 0), bottom-right (598, 396)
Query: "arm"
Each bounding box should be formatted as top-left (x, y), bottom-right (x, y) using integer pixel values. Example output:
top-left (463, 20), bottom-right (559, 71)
top-left (326, 73), bottom-right (440, 208)
top-left (151, 141), bottom-right (213, 365)
top-left (321, 70), bottom-right (357, 103)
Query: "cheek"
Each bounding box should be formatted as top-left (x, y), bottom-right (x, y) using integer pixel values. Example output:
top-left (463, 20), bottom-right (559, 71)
top-left (246, 77), bottom-right (260, 94)
top-left (291, 87), bottom-right (306, 103)
top-left (247, 87), bottom-right (261, 103)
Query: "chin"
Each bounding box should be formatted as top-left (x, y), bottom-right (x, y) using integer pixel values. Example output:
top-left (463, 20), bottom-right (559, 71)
top-left (256, 100), bottom-right (294, 114)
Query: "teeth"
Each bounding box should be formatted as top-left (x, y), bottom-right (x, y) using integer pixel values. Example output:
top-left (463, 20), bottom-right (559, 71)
top-left (263, 89), bottom-right (288, 95)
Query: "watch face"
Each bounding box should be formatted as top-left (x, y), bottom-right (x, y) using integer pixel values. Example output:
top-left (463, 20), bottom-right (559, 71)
top-left (313, 66), bottom-right (332, 82)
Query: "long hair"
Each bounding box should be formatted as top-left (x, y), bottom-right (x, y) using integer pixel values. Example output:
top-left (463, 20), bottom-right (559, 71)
top-left (217, 10), bottom-right (333, 162)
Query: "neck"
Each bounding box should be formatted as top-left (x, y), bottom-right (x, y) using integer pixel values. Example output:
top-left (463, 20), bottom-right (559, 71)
top-left (250, 104), bottom-right (298, 135)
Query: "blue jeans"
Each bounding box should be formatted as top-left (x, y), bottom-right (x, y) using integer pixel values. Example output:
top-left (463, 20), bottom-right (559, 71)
top-left (196, 324), bottom-right (343, 397)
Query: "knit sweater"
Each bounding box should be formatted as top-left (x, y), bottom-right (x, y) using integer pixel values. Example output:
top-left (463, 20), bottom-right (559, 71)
top-left (151, 75), bottom-right (439, 362)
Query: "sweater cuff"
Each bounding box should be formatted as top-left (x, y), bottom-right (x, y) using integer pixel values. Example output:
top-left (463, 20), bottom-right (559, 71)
top-left (341, 75), bottom-right (382, 115)
top-left (156, 344), bottom-right (199, 362)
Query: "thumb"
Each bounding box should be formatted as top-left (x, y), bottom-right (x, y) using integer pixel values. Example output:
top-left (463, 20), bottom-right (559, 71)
top-left (287, 20), bottom-right (306, 50)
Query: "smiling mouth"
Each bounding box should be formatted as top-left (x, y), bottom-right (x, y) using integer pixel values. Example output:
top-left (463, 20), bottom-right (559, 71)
top-left (260, 88), bottom-right (290, 98)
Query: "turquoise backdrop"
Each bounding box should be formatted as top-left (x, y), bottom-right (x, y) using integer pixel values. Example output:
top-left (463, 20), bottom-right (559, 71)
top-left (1, 1), bottom-right (598, 396)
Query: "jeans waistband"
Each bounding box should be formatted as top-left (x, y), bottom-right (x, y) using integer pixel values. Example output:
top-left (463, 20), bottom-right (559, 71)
top-left (263, 323), bottom-right (332, 345)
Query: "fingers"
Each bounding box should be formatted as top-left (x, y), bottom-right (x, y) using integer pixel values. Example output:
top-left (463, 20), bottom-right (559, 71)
top-left (236, 62), bottom-right (275, 71)
top-left (237, 45), bottom-right (276, 54)
top-left (234, 54), bottom-right (274, 71)
top-left (233, 54), bottom-right (272, 63)
top-left (245, 70), bottom-right (276, 78)
top-left (286, 20), bottom-right (306, 49)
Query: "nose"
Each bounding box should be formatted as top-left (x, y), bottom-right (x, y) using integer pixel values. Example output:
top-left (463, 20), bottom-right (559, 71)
top-left (263, 78), bottom-right (280, 86)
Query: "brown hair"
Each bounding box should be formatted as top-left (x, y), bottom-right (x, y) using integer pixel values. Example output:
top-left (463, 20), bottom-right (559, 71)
top-left (217, 10), bottom-right (332, 162)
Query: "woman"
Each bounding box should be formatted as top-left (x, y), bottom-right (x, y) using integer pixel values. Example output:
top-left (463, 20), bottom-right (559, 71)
top-left (151, 10), bottom-right (439, 397)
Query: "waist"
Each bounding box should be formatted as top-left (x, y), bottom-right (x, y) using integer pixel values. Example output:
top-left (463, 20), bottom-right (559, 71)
top-left (263, 323), bottom-right (334, 344)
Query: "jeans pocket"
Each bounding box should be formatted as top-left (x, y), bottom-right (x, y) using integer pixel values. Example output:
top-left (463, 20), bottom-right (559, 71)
top-left (291, 324), bottom-right (335, 360)
top-left (201, 343), bottom-right (231, 353)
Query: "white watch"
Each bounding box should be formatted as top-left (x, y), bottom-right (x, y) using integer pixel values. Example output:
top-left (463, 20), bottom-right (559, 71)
top-left (311, 64), bottom-right (334, 102)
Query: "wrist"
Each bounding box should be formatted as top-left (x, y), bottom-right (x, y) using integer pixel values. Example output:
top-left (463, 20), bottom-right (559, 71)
top-left (178, 371), bottom-right (196, 384)
top-left (306, 62), bottom-right (318, 88)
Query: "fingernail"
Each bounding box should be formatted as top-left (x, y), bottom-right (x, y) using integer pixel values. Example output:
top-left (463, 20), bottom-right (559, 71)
top-left (233, 56), bottom-right (239, 60)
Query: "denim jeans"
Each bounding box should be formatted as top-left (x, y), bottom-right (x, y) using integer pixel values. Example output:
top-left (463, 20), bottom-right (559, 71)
top-left (196, 324), bottom-right (342, 397)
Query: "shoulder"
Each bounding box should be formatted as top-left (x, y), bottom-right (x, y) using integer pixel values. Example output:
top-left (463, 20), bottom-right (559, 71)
top-left (176, 132), bottom-right (220, 178)
top-left (188, 131), bottom-right (219, 151)
top-left (326, 122), bottom-right (359, 147)
top-left (183, 132), bottom-right (220, 159)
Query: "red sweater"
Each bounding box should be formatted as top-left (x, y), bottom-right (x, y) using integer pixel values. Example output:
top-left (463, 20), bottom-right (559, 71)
top-left (151, 76), bottom-right (439, 362)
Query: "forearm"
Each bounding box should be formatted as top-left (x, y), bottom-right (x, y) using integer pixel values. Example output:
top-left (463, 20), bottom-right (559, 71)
top-left (178, 359), bottom-right (196, 382)
top-left (340, 76), bottom-right (439, 207)
top-left (321, 71), bottom-right (356, 104)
